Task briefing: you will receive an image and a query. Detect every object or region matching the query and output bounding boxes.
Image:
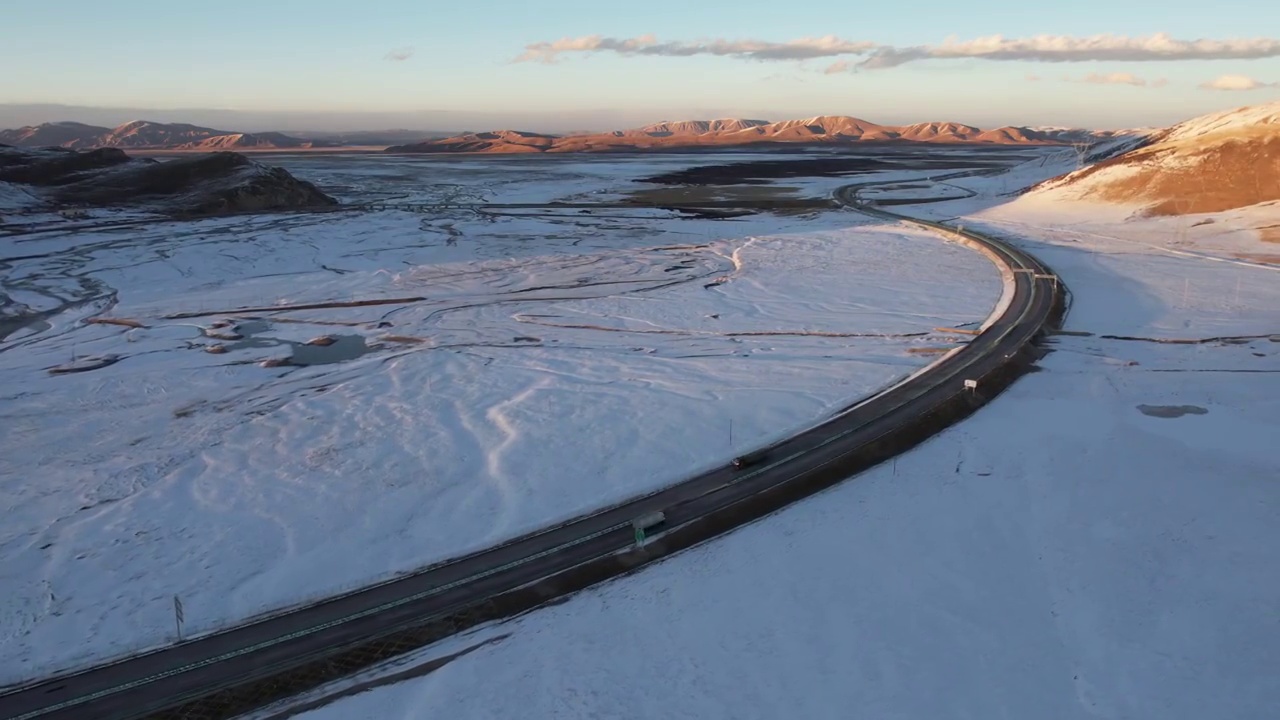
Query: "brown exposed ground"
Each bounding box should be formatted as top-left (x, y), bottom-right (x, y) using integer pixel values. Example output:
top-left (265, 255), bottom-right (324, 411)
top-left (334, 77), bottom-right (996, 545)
top-left (1234, 253), bottom-right (1280, 265)
top-left (1082, 135), bottom-right (1278, 215)
top-left (387, 115), bottom-right (1098, 154)
top-left (1030, 102), bottom-right (1280, 215)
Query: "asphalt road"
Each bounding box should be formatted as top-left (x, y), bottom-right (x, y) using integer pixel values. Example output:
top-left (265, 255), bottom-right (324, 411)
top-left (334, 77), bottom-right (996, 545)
top-left (0, 180), bottom-right (1062, 720)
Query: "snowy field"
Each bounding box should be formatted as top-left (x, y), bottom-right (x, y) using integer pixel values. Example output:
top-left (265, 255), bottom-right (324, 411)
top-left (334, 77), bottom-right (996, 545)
top-left (270, 152), bottom-right (786, 205)
top-left (278, 160), bottom-right (1279, 720)
top-left (0, 152), bottom-right (1010, 683)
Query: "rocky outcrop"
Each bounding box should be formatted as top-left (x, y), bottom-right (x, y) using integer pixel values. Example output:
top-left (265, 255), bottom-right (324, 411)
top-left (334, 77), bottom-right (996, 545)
top-left (0, 146), bottom-right (337, 215)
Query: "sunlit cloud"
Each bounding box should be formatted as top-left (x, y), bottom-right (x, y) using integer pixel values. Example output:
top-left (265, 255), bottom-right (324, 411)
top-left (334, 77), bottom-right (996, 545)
top-left (1199, 74), bottom-right (1277, 90)
top-left (515, 35), bottom-right (876, 63)
top-left (856, 34), bottom-right (1280, 69)
top-left (385, 47), bottom-right (415, 62)
top-left (518, 32), bottom-right (1280, 71)
top-left (1071, 72), bottom-right (1154, 86)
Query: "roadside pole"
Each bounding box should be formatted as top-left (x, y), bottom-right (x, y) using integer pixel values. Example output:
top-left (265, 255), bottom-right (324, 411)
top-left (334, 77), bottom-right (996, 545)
top-left (174, 595), bottom-right (185, 642)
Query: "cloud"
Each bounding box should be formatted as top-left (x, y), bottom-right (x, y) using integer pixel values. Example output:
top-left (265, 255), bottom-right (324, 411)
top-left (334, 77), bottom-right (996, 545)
top-left (517, 32), bottom-right (1280, 70)
top-left (385, 47), bottom-right (414, 62)
top-left (516, 34), bottom-right (657, 63)
top-left (515, 34), bottom-right (876, 63)
top-left (759, 72), bottom-right (807, 84)
top-left (1199, 74), bottom-right (1278, 90)
top-left (856, 33), bottom-right (1280, 69)
top-left (1076, 72), bottom-right (1151, 86)
top-left (1059, 72), bottom-right (1169, 87)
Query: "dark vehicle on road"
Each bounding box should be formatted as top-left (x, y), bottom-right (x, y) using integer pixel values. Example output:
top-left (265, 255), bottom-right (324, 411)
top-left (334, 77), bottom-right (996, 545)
top-left (731, 449), bottom-right (769, 470)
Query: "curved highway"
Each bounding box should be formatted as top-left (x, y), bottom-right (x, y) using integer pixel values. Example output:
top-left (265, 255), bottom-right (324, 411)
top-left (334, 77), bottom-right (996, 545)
top-left (0, 181), bottom-right (1064, 720)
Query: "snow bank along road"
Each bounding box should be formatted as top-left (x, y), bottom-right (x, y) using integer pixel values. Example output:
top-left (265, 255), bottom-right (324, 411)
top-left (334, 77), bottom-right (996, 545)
top-left (0, 184), bottom-right (1064, 720)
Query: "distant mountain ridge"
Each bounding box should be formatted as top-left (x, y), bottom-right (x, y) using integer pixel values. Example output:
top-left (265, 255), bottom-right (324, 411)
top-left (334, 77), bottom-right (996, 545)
top-left (0, 121), bottom-right (109, 148)
top-left (0, 121), bottom-right (329, 150)
top-left (387, 116), bottom-right (1144, 154)
top-left (634, 119), bottom-right (770, 136)
top-left (2, 117), bottom-right (1149, 154)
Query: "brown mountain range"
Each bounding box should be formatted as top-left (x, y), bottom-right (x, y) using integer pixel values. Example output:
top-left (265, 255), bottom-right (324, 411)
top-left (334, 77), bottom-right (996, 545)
top-left (387, 116), bottom-right (1104, 154)
top-left (1, 116), bottom-right (1138, 154)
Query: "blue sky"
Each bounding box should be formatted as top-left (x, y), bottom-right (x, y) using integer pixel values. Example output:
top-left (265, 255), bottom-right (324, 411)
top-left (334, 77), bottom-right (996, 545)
top-left (2, 0), bottom-right (1278, 130)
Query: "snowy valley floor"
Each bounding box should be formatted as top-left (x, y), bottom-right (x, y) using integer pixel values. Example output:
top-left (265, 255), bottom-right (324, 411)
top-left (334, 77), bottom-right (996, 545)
top-left (0, 155), bottom-right (1007, 683)
top-left (274, 170), bottom-right (1279, 720)
top-left (282, 332), bottom-right (1279, 720)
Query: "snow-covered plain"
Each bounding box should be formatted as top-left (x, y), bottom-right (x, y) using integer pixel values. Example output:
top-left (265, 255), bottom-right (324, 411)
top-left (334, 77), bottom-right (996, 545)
top-left (0, 153), bottom-right (1009, 683)
top-left (279, 158), bottom-right (1280, 720)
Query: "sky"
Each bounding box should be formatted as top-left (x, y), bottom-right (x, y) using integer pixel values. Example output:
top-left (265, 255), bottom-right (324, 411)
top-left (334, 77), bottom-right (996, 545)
top-left (2, 0), bottom-right (1279, 131)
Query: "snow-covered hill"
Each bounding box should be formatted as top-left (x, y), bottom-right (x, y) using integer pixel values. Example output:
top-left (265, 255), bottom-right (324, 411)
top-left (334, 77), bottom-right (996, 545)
top-left (637, 119), bottom-right (770, 136)
top-left (1027, 101), bottom-right (1280, 215)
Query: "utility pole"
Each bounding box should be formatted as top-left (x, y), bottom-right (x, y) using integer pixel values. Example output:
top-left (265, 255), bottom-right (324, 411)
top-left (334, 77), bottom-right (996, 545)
top-left (174, 595), bottom-right (185, 642)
